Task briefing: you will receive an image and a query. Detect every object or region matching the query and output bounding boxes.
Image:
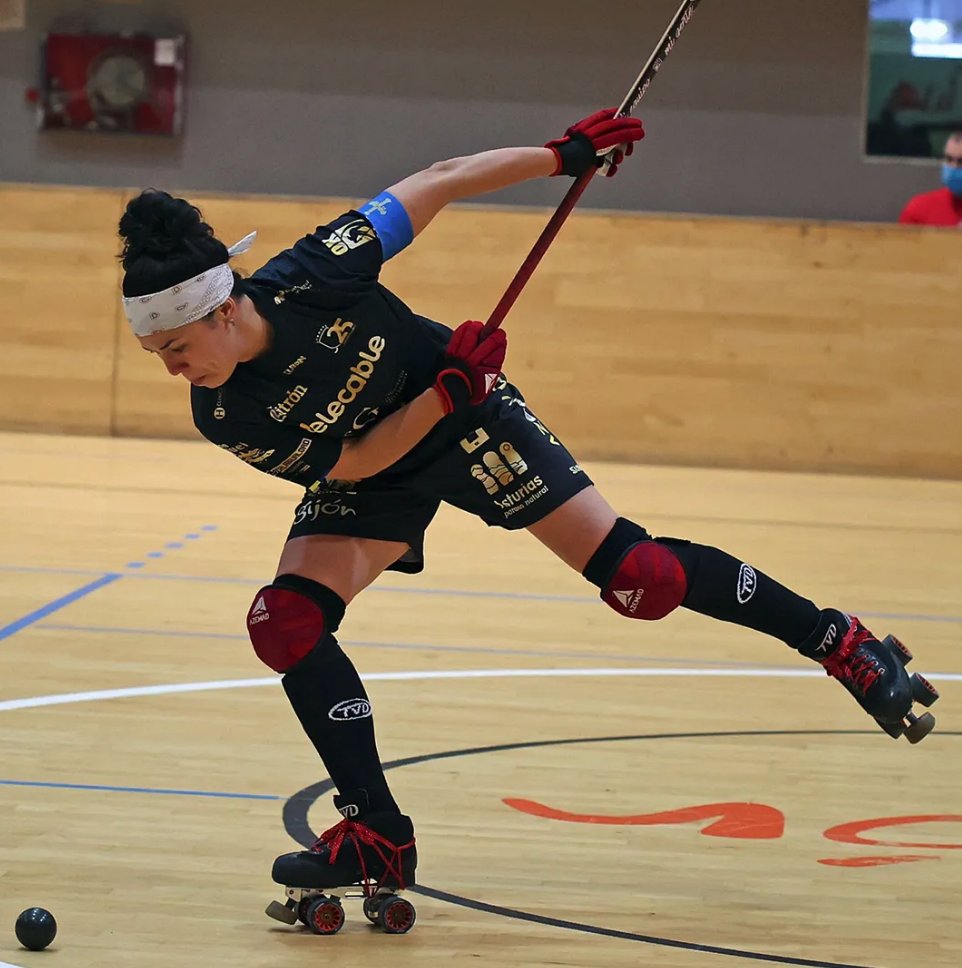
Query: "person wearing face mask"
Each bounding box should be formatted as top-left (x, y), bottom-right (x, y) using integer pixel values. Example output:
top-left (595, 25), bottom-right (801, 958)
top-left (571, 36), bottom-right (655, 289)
top-left (899, 131), bottom-right (962, 225)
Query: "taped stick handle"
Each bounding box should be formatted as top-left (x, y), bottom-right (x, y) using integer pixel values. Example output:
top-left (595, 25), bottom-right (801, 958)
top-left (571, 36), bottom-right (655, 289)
top-left (480, 168), bottom-right (593, 339)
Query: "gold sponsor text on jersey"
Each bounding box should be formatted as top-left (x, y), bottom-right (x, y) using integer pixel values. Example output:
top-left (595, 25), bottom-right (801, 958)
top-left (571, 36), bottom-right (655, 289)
top-left (299, 336), bottom-right (385, 434)
top-left (273, 280), bottom-right (313, 305)
top-left (268, 437), bottom-right (313, 476)
top-left (268, 385), bottom-right (309, 422)
top-left (327, 317), bottom-right (354, 346)
top-left (220, 442), bottom-right (276, 465)
top-left (495, 476), bottom-right (545, 509)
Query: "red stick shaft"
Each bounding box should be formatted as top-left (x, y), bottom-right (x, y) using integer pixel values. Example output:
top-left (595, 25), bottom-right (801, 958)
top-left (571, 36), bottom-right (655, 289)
top-left (480, 168), bottom-right (594, 338)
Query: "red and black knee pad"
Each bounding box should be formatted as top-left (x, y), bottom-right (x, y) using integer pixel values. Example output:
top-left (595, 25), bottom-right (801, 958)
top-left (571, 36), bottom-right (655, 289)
top-left (583, 518), bottom-right (689, 620)
top-left (247, 573), bottom-right (346, 673)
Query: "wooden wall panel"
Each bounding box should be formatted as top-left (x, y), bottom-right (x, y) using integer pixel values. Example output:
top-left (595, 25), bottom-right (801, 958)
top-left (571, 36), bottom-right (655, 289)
top-left (463, 214), bottom-right (962, 477)
top-left (0, 185), bottom-right (123, 434)
top-left (4, 184), bottom-right (961, 477)
top-left (382, 208), bottom-right (962, 478)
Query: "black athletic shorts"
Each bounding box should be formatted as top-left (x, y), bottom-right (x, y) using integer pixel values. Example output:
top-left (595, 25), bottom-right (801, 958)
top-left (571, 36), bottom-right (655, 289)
top-left (286, 380), bottom-right (593, 573)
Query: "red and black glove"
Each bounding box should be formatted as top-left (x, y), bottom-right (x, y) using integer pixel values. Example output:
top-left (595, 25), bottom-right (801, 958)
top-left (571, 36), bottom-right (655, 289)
top-left (545, 107), bottom-right (645, 178)
top-left (433, 320), bottom-right (507, 415)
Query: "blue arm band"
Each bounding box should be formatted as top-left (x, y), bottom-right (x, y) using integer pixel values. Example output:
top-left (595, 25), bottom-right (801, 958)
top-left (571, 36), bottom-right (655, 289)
top-left (360, 191), bottom-right (414, 261)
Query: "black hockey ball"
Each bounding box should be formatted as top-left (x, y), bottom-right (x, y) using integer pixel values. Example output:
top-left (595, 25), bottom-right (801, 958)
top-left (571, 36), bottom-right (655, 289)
top-left (15, 907), bottom-right (57, 951)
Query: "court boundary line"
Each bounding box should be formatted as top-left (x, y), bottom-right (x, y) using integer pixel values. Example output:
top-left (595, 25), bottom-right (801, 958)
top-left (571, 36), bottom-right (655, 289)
top-left (0, 778), bottom-right (283, 800)
top-left (2, 666), bottom-right (960, 714)
top-left (33, 622), bottom-right (811, 670)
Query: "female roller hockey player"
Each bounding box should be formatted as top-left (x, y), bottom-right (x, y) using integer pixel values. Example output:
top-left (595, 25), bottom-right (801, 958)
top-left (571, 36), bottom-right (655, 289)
top-left (118, 108), bottom-right (938, 934)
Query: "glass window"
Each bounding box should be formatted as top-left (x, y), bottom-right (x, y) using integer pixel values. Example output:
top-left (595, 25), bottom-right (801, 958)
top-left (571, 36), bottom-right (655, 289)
top-left (866, 0), bottom-right (962, 158)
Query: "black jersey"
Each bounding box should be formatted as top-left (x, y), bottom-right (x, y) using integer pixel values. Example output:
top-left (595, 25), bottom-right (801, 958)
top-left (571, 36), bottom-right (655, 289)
top-left (192, 210), bottom-right (460, 490)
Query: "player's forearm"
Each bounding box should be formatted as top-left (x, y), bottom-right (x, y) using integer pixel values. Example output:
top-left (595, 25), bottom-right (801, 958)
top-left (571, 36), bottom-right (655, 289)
top-left (388, 147), bottom-right (557, 237)
top-left (429, 147), bottom-right (557, 201)
top-left (328, 388), bottom-right (445, 480)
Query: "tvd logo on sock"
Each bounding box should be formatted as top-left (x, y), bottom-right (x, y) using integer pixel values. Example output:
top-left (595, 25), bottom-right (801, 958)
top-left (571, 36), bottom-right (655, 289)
top-left (736, 563), bottom-right (757, 604)
top-left (328, 698), bottom-right (373, 721)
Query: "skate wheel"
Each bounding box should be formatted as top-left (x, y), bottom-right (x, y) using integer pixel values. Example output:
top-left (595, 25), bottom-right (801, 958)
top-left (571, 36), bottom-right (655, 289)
top-left (306, 895), bottom-right (345, 935)
top-left (363, 893), bottom-right (387, 924)
top-left (883, 634), bottom-right (913, 665)
top-left (911, 673), bottom-right (939, 708)
top-left (378, 895), bottom-right (416, 934)
top-left (265, 899), bottom-right (298, 925)
top-left (296, 896), bottom-right (314, 926)
top-left (905, 712), bottom-right (936, 744)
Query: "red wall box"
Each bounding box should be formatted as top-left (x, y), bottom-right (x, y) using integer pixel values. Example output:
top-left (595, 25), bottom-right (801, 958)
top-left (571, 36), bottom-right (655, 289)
top-left (38, 32), bottom-right (187, 135)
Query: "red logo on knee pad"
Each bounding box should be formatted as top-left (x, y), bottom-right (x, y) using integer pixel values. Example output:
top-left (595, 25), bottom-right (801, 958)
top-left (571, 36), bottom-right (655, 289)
top-left (602, 542), bottom-right (687, 620)
top-left (247, 586), bottom-right (327, 672)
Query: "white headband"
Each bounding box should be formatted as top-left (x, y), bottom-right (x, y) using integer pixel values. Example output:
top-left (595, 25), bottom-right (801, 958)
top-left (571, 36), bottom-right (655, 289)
top-left (122, 232), bottom-right (257, 337)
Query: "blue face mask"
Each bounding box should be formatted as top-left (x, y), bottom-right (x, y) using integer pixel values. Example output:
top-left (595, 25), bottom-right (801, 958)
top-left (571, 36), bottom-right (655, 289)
top-left (941, 164), bottom-right (962, 196)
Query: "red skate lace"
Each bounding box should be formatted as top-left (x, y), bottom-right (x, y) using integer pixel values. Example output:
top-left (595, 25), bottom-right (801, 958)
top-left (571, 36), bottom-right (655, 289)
top-left (310, 818), bottom-right (414, 894)
top-left (821, 621), bottom-right (880, 696)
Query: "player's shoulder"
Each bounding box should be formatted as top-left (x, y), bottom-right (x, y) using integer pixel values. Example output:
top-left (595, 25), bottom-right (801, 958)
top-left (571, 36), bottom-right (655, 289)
top-left (249, 210), bottom-right (381, 290)
top-left (312, 210), bottom-right (380, 256)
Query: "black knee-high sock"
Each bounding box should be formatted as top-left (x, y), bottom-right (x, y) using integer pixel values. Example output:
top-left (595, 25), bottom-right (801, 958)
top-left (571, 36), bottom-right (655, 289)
top-left (663, 539), bottom-right (821, 648)
top-left (282, 639), bottom-right (399, 814)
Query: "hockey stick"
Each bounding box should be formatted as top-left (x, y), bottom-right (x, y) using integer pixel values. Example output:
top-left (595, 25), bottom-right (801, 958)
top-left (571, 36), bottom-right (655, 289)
top-left (480, 0), bottom-right (702, 338)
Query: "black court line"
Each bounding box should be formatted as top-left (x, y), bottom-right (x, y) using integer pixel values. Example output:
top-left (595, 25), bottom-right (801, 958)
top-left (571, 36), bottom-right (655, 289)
top-left (283, 728), bottom-right (961, 968)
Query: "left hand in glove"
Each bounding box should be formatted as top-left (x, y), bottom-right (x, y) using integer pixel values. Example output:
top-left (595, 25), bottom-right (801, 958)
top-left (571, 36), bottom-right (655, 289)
top-left (433, 320), bottom-right (508, 415)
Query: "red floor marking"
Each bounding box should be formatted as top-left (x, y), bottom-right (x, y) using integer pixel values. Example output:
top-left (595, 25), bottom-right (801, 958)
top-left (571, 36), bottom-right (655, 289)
top-left (818, 855), bottom-right (939, 867)
top-left (822, 814), bottom-right (962, 849)
top-left (503, 799), bottom-right (785, 839)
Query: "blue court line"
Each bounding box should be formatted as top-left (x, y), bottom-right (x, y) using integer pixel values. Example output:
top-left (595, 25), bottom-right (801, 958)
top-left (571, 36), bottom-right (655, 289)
top-left (0, 574), bottom-right (122, 641)
top-left (125, 525), bottom-right (218, 569)
top-left (0, 563), bottom-right (593, 598)
top-left (0, 778), bottom-right (282, 800)
top-left (2, 563), bottom-right (961, 624)
top-left (0, 528), bottom-right (220, 643)
top-left (123, 570), bottom-right (595, 603)
top-left (35, 622), bottom-right (799, 669)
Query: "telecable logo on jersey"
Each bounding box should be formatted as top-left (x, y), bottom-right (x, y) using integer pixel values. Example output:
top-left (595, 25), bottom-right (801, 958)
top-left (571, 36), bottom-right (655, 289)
top-left (298, 336), bottom-right (386, 434)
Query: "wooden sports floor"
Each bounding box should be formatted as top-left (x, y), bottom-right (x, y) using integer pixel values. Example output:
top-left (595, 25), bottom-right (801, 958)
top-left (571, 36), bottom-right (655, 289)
top-left (0, 429), bottom-right (959, 968)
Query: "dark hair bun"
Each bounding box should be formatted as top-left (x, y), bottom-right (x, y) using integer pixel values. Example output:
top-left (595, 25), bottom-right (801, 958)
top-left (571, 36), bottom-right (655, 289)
top-left (119, 189), bottom-right (210, 267)
top-left (118, 189), bottom-right (230, 297)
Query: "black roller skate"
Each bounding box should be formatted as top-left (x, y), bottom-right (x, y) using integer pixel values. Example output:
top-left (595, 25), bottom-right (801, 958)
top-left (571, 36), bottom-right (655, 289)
top-left (265, 790), bottom-right (417, 935)
top-left (801, 612), bottom-right (939, 743)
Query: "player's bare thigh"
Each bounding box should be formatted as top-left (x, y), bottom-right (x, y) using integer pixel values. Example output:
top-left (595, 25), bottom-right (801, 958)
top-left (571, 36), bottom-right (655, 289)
top-left (526, 485), bottom-right (618, 572)
top-left (276, 534), bottom-right (409, 604)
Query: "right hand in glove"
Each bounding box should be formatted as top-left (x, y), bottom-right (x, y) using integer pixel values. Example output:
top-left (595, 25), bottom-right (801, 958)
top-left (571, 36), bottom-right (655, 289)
top-left (545, 107), bottom-right (645, 178)
top-left (433, 320), bottom-right (507, 415)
